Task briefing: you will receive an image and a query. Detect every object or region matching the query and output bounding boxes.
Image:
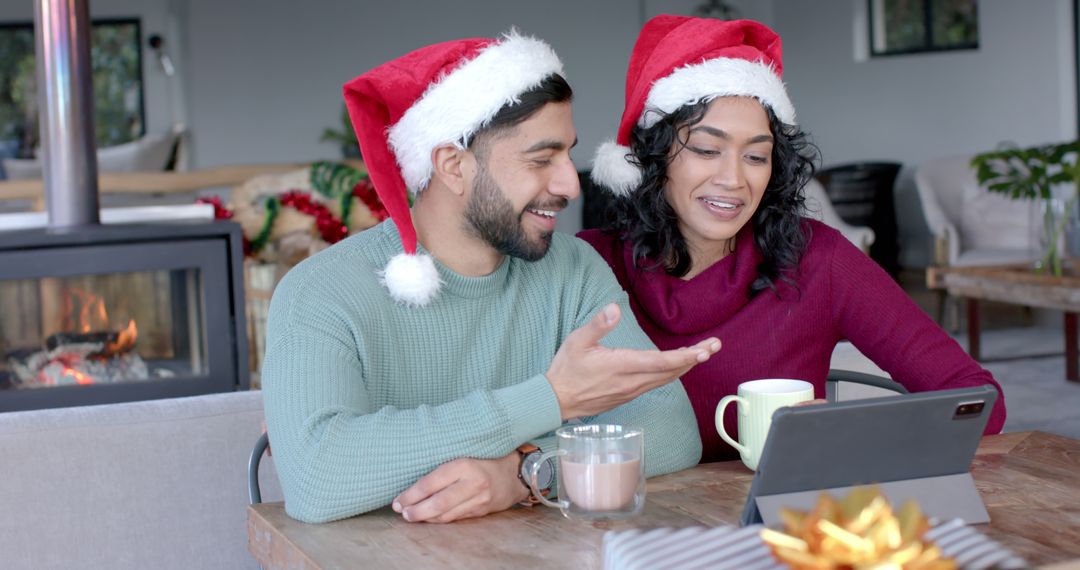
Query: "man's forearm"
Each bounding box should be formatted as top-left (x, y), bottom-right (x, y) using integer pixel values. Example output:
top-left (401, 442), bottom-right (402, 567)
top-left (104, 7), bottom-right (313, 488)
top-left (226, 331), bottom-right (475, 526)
top-left (267, 376), bottom-right (563, 523)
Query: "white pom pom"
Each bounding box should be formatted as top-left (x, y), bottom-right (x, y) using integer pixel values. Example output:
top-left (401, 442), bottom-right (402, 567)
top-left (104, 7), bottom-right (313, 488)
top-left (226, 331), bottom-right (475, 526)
top-left (380, 253), bottom-right (441, 307)
top-left (590, 140), bottom-right (641, 197)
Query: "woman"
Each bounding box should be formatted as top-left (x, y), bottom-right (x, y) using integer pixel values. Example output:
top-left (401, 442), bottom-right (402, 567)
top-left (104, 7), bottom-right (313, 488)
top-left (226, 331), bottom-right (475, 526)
top-left (579, 15), bottom-right (1005, 463)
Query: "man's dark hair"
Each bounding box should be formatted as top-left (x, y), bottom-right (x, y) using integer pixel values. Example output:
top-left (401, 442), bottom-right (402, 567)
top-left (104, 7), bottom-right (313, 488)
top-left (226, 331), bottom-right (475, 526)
top-left (607, 97), bottom-right (819, 297)
top-left (466, 74), bottom-right (573, 156)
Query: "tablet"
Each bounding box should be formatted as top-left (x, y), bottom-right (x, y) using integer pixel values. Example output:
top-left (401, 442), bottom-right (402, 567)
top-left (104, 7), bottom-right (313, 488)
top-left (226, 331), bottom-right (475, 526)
top-left (739, 385), bottom-right (998, 527)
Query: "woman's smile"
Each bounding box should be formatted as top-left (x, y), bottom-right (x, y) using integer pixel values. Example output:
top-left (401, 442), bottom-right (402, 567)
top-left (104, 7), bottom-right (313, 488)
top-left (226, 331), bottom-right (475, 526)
top-left (697, 195), bottom-right (745, 220)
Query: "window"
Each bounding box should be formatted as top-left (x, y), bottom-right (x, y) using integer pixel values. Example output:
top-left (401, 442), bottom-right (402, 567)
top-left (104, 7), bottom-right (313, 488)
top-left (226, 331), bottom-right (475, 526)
top-left (0, 18), bottom-right (144, 160)
top-left (869, 0), bottom-right (979, 56)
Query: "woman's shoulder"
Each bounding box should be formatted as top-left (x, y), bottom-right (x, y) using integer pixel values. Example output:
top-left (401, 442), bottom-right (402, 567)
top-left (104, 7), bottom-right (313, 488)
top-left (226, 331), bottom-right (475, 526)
top-left (797, 217), bottom-right (885, 281)
top-left (575, 228), bottom-right (626, 262)
top-left (576, 228), bottom-right (613, 247)
top-left (801, 218), bottom-right (857, 256)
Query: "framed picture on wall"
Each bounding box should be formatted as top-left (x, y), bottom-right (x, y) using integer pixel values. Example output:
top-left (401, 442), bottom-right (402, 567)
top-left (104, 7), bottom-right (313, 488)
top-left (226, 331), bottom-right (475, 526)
top-left (869, 0), bottom-right (979, 56)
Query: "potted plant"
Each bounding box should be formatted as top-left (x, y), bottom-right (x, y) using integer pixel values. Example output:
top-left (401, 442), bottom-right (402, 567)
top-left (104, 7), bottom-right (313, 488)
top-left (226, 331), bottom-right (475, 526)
top-left (971, 140), bottom-right (1080, 277)
top-left (320, 105), bottom-right (361, 159)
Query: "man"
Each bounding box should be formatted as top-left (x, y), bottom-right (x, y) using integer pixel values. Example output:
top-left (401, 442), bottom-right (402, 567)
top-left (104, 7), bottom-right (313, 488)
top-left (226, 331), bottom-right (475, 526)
top-left (261, 31), bottom-right (719, 525)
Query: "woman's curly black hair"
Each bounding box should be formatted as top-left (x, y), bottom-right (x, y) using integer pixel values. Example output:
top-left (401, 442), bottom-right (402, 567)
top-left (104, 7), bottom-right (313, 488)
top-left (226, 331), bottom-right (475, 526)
top-left (606, 97), bottom-right (819, 296)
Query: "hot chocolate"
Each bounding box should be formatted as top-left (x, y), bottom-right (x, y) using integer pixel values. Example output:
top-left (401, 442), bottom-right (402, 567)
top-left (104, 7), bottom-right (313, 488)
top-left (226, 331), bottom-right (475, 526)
top-left (560, 453), bottom-right (641, 511)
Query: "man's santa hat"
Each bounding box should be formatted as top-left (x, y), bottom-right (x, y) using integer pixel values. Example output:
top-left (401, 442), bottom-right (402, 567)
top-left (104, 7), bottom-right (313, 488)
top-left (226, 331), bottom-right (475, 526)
top-left (591, 16), bottom-right (795, 196)
top-left (343, 31), bottom-right (563, 306)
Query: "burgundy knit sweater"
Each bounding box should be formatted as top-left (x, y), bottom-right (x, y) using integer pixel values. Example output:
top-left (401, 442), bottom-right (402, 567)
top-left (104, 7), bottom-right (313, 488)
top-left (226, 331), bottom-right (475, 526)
top-left (578, 220), bottom-right (1006, 463)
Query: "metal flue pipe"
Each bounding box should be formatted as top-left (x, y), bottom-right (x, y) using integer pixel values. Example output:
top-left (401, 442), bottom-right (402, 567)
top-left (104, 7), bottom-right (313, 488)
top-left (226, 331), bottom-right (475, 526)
top-left (34, 0), bottom-right (100, 227)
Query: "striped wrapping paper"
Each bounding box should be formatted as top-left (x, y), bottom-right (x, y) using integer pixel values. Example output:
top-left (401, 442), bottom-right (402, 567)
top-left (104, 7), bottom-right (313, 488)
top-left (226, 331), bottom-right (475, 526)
top-left (602, 519), bottom-right (1029, 570)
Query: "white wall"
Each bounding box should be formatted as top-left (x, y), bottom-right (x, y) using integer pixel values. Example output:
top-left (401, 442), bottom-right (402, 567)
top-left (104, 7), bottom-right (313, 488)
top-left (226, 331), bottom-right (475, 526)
top-left (182, 0), bottom-right (661, 231)
top-left (181, 0), bottom-right (774, 171)
top-left (775, 0), bottom-right (1074, 165)
top-left (181, 3), bottom-right (636, 163)
top-left (772, 0), bottom-right (1076, 266)
top-left (6, 0), bottom-right (1077, 262)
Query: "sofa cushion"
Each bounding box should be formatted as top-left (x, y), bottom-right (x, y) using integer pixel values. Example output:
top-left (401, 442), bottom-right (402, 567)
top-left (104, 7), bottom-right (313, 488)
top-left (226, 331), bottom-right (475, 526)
top-left (0, 391), bottom-right (281, 570)
top-left (958, 181), bottom-right (1036, 253)
top-left (1, 132), bottom-right (177, 180)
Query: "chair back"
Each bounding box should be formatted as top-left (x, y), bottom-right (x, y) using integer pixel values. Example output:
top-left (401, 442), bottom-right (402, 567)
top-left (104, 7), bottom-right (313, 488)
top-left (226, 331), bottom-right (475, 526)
top-left (248, 431), bottom-right (271, 505)
top-left (826, 369), bottom-right (907, 402)
top-left (816, 162), bottom-right (901, 277)
top-left (915, 155), bottom-right (973, 231)
top-left (803, 178), bottom-right (876, 252)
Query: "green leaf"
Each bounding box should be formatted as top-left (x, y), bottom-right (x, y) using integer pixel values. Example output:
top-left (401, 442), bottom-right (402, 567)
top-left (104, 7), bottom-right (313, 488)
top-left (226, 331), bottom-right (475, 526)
top-left (310, 160), bottom-right (365, 199)
top-left (319, 105), bottom-right (358, 146)
top-left (972, 139), bottom-right (1080, 202)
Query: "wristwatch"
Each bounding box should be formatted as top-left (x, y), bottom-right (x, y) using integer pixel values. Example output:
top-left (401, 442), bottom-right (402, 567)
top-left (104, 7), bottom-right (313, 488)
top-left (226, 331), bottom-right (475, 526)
top-left (516, 443), bottom-right (554, 506)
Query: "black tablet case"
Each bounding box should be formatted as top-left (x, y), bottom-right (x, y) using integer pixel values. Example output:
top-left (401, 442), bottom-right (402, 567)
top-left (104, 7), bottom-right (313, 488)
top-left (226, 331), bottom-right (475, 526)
top-left (740, 385), bottom-right (998, 526)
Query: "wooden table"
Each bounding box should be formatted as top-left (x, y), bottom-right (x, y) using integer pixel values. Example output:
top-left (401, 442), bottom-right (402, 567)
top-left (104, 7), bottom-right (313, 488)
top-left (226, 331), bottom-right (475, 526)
top-left (928, 263), bottom-right (1080, 381)
top-left (248, 431), bottom-right (1080, 569)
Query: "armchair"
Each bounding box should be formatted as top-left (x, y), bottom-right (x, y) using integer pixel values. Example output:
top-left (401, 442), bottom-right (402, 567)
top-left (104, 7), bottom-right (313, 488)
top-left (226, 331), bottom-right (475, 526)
top-left (915, 155), bottom-right (1038, 268)
top-left (803, 178), bottom-right (875, 253)
top-left (914, 155), bottom-right (1038, 325)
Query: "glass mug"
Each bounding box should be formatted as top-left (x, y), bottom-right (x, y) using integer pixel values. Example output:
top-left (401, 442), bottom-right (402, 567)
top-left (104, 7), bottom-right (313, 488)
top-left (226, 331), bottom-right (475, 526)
top-left (715, 379), bottom-right (814, 471)
top-left (528, 424), bottom-right (645, 521)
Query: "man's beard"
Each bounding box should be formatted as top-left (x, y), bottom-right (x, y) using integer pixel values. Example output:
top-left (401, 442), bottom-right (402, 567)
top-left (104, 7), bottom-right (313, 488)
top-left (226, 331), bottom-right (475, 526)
top-left (463, 160), bottom-right (566, 262)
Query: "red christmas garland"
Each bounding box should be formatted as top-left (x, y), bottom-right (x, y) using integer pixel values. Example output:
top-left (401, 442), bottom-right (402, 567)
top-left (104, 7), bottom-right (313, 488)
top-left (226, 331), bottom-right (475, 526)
top-left (352, 178), bottom-right (388, 222)
top-left (279, 190), bottom-right (349, 244)
top-left (197, 179), bottom-right (388, 257)
top-left (197, 196), bottom-right (254, 254)
top-left (197, 196), bottom-right (232, 220)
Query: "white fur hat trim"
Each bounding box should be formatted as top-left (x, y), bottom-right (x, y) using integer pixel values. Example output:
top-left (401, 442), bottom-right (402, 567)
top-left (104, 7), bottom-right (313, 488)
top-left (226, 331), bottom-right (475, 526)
top-left (642, 57), bottom-right (795, 128)
top-left (387, 31), bottom-right (563, 195)
top-left (380, 252), bottom-right (441, 307)
top-left (591, 140), bottom-right (640, 197)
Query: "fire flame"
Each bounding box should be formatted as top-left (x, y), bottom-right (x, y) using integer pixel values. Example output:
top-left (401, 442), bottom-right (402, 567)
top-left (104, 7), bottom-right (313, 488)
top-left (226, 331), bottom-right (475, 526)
top-left (63, 367), bottom-right (95, 385)
top-left (104, 320), bottom-right (138, 355)
top-left (62, 287), bottom-right (112, 334)
top-left (40, 288), bottom-right (141, 386)
top-left (59, 288), bottom-right (139, 356)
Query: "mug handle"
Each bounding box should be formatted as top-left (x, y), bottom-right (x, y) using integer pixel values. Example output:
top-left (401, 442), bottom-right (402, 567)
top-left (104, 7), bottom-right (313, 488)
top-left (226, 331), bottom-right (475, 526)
top-left (529, 449), bottom-right (567, 509)
top-left (715, 395), bottom-right (749, 456)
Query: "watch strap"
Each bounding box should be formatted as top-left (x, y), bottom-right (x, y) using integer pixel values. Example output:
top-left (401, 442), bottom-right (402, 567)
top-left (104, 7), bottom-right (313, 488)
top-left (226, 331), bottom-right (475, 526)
top-left (515, 443), bottom-right (549, 506)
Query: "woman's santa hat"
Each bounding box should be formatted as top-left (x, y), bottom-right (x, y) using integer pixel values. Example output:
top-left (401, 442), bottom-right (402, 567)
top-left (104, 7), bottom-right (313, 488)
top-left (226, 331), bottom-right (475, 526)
top-left (343, 31), bottom-right (563, 306)
top-left (591, 16), bottom-right (796, 196)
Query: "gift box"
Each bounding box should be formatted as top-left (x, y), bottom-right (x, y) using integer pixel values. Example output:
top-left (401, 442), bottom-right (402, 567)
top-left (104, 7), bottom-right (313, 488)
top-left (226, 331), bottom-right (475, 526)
top-left (602, 519), bottom-right (1028, 570)
top-left (603, 524), bottom-right (783, 570)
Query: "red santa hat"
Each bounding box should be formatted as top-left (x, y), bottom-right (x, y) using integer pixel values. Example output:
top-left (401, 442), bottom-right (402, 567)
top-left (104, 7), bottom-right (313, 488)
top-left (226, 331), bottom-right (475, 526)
top-left (343, 31), bottom-right (563, 306)
top-left (591, 16), bottom-right (795, 196)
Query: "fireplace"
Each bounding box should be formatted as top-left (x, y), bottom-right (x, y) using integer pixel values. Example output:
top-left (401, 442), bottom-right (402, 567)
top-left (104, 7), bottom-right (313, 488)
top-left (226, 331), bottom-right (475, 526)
top-left (0, 0), bottom-right (249, 412)
top-left (0, 222), bottom-right (248, 412)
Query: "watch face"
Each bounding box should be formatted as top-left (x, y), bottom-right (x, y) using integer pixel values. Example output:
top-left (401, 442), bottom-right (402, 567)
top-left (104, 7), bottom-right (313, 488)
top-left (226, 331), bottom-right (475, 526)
top-left (523, 451), bottom-right (554, 491)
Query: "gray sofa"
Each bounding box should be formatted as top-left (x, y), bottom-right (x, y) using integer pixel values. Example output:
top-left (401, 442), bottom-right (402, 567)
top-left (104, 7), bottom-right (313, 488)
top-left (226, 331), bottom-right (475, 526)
top-left (0, 390), bottom-right (282, 570)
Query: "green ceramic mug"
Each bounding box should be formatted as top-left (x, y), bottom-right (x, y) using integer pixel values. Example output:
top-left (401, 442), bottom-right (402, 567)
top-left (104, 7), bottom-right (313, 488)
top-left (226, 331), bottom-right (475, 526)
top-left (715, 379), bottom-right (814, 471)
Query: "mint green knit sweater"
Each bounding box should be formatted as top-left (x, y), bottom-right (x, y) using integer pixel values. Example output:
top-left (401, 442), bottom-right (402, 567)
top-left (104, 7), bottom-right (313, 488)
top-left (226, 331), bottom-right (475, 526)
top-left (261, 221), bottom-right (702, 523)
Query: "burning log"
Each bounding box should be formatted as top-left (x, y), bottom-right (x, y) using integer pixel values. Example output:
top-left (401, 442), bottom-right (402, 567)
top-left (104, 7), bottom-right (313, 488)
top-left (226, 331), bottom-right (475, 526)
top-left (43, 319), bottom-right (137, 357)
top-left (45, 332), bottom-right (117, 353)
top-left (6, 319), bottom-right (144, 388)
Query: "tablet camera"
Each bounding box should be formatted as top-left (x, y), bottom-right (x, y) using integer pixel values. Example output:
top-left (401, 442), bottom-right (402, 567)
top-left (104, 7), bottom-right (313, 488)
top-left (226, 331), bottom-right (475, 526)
top-left (954, 400), bottom-right (985, 419)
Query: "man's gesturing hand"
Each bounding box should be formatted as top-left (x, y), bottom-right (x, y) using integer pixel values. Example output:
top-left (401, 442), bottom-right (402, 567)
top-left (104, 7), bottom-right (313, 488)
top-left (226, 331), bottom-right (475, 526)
top-left (391, 452), bottom-right (528, 523)
top-left (546, 303), bottom-right (721, 420)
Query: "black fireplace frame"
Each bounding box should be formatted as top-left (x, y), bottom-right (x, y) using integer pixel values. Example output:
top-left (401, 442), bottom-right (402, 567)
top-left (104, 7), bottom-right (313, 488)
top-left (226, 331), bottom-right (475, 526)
top-left (0, 220), bottom-right (248, 412)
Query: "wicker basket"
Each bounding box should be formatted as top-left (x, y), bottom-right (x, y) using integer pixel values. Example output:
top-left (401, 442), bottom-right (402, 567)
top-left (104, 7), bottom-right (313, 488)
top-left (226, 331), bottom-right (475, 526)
top-left (244, 260), bottom-right (289, 389)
